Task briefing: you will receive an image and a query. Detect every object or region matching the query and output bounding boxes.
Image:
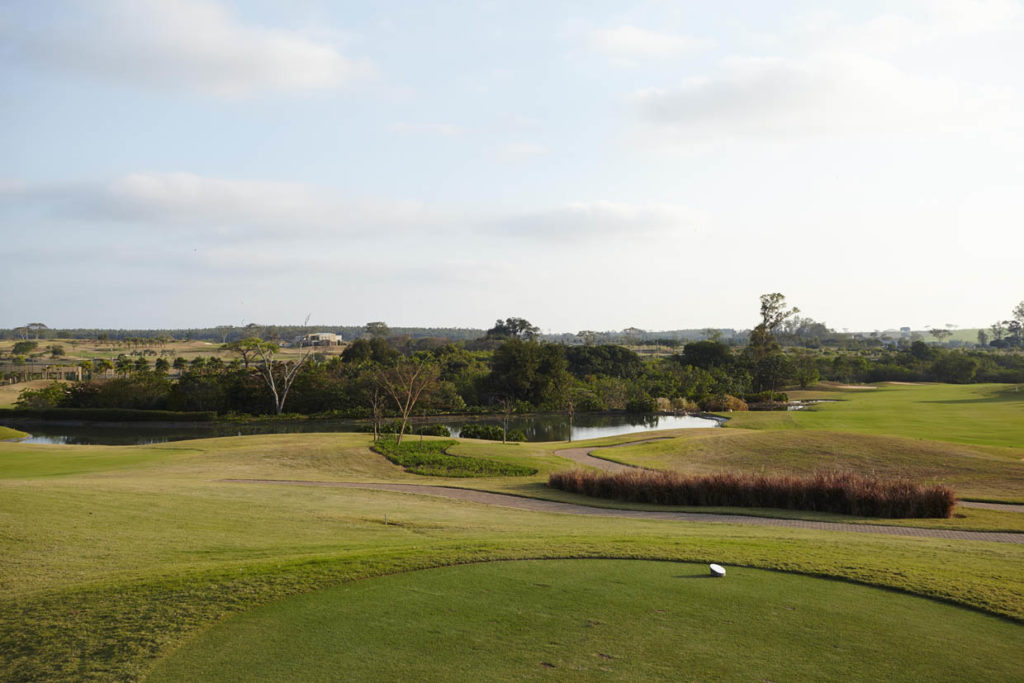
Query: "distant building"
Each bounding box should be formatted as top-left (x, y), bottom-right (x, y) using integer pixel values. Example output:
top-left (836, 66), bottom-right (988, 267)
top-left (297, 332), bottom-right (343, 347)
top-left (900, 327), bottom-right (912, 338)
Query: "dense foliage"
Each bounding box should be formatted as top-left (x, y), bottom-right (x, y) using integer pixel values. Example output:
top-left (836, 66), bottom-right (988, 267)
top-left (10, 334), bottom-right (1024, 420)
top-left (372, 438), bottom-right (537, 477)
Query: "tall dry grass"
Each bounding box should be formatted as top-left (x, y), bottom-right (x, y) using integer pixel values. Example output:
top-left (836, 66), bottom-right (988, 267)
top-left (548, 468), bottom-right (956, 518)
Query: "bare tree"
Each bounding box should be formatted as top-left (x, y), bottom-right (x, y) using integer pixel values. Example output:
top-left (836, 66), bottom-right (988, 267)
top-left (499, 396), bottom-right (515, 444)
top-left (375, 360), bottom-right (440, 444)
top-left (237, 336), bottom-right (313, 415)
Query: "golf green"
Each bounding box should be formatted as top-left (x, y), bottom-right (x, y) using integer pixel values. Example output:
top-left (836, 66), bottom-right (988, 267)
top-left (150, 560), bottom-right (1024, 681)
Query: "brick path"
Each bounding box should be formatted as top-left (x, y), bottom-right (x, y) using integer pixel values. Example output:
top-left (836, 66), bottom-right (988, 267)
top-left (222, 478), bottom-right (1024, 544)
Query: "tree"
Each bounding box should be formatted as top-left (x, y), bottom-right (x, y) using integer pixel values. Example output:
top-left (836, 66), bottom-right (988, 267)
top-left (748, 293), bottom-right (799, 395)
top-left (485, 317), bottom-right (539, 341)
top-left (758, 293), bottom-right (800, 333)
top-left (26, 322), bottom-right (48, 340)
top-left (12, 341), bottom-right (37, 355)
top-left (48, 344), bottom-right (65, 358)
top-left (78, 360), bottom-right (93, 380)
top-left (364, 322), bottom-right (391, 339)
top-left (95, 358), bottom-right (114, 377)
top-left (375, 360), bottom-right (440, 444)
top-left (154, 357), bottom-right (171, 374)
top-left (929, 328), bottom-right (953, 344)
top-left (243, 338), bottom-right (314, 415)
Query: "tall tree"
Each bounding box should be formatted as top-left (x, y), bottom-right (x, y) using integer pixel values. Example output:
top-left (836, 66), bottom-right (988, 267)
top-left (485, 317), bottom-right (539, 341)
top-left (364, 322), bottom-right (391, 339)
top-left (375, 360), bottom-right (440, 444)
top-left (247, 339), bottom-right (313, 415)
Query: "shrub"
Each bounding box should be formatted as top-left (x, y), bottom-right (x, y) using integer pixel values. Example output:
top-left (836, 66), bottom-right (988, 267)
top-left (3, 408), bottom-right (217, 422)
top-left (373, 438), bottom-right (536, 477)
top-left (414, 424), bottom-right (451, 437)
top-left (743, 391), bottom-right (788, 403)
top-left (14, 382), bottom-right (69, 409)
top-left (625, 395), bottom-right (656, 413)
top-left (701, 394), bottom-right (749, 412)
top-left (670, 397), bottom-right (700, 413)
top-left (548, 469), bottom-right (956, 518)
top-left (459, 424), bottom-right (505, 440)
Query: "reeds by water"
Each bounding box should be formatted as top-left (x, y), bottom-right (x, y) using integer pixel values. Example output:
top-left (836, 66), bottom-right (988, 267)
top-left (549, 468), bottom-right (956, 518)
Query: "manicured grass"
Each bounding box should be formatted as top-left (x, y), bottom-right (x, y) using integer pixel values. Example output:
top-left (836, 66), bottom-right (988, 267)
top-left (373, 438), bottom-right (537, 477)
top-left (724, 383), bottom-right (1024, 449)
top-left (2, 420), bottom-right (1024, 679)
top-left (149, 560), bottom-right (1024, 682)
top-left (0, 426), bottom-right (27, 441)
top-left (599, 428), bottom-right (1024, 502)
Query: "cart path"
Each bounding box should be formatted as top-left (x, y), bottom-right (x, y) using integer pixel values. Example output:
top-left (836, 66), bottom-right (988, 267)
top-left (553, 441), bottom-right (1024, 514)
top-left (221, 478), bottom-right (1024, 544)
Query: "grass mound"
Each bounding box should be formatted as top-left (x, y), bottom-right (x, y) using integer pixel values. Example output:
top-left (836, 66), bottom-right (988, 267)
top-left (148, 560), bottom-right (1024, 682)
top-left (549, 468), bottom-right (956, 518)
top-left (373, 438), bottom-right (538, 477)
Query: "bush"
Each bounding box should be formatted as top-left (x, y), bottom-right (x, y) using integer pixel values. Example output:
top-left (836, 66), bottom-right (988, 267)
top-left (459, 424), bottom-right (505, 440)
top-left (548, 469), bottom-right (956, 518)
top-left (14, 382), bottom-right (69, 409)
top-left (701, 394), bottom-right (749, 412)
top-left (743, 391), bottom-right (788, 403)
top-left (414, 424), bottom-right (451, 437)
top-left (625, 396), bottom-right (657, 413)
top-left (3, 408), bottom-right (217, 422)
top-left (670, 397), bottom-right (700, 413)
top-left (12, 341), bottom-right (38, 355)
top-left (373, 439), bottom-right (536, 477)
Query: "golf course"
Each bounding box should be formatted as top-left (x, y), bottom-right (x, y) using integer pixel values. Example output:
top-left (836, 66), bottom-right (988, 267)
top-left (2, 382), bottom-right (1023, 680)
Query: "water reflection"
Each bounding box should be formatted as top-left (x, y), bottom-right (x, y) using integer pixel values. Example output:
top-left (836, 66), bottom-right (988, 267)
top-left (8, 412), bottom-right (721, 446)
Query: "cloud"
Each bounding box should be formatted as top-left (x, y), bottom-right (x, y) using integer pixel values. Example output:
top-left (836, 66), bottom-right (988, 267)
top-left (2, 174), bottom-right (704, 249)
top-left (390, 122), bottom-right (464, 136)
top-left (496, 201), bottom-right (704, 241)
top-left (0, 172), bottom-right (442, 238)
top-left (495, 142), bottom-right (549, 162)
top-left (631, 2), bottom-right (1024, 142)
top-left (588, 25), bottom-right (714, 62)
top-left (635, 53), bottom-right (1020, 140)
top-left (4, 0), bottom-right (373, 96)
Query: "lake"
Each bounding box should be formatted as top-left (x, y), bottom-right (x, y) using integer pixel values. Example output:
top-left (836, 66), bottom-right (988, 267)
top-left (6, 413), bottom-right (722, 446)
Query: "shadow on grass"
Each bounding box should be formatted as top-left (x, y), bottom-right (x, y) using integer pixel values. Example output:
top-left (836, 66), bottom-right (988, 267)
top-left (921, 386), bottom-right (1024, 406)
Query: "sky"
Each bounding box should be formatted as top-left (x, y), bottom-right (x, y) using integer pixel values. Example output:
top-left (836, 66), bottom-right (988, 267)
top-left (1, 0), bottom-right (1022, 334)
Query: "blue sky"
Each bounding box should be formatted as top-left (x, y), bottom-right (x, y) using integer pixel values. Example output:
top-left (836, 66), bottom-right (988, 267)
top-left (1, 0), bottom-right (1022, 332)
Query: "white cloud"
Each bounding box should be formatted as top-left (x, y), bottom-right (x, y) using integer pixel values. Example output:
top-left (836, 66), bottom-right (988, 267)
top-left (588, 25), bottom-right (714, 62)
top-left (635, 52), bottom-right (1020, 140)
top-left (495, 142), bottom-right (549, 162)
top-left (632, 2), bottom-right (1024, 142)
top-left (390, 122), bottom-right (464, 136)
top-left (2, 174), bottom-right (705, 250)
top-left (497, 201), bottom-right (704, 241)
top-left (5, 0), bottom-right (373, 96)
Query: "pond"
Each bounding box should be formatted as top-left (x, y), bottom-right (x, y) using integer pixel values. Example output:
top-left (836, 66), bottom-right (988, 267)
top-left (5, 412), bottom-right (722, 446)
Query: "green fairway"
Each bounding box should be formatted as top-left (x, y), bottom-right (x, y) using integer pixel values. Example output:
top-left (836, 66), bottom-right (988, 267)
top-left (0, 426), bottom-right (27, 440)
top-left (724, 383), bottom-right (1024, 449)
top-left (150, 560), bottom-right (1024, 682)
top-left (3, 386), bottom-right (1024, 680)
top-left (600, 428), bottom-right (1024, 502)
